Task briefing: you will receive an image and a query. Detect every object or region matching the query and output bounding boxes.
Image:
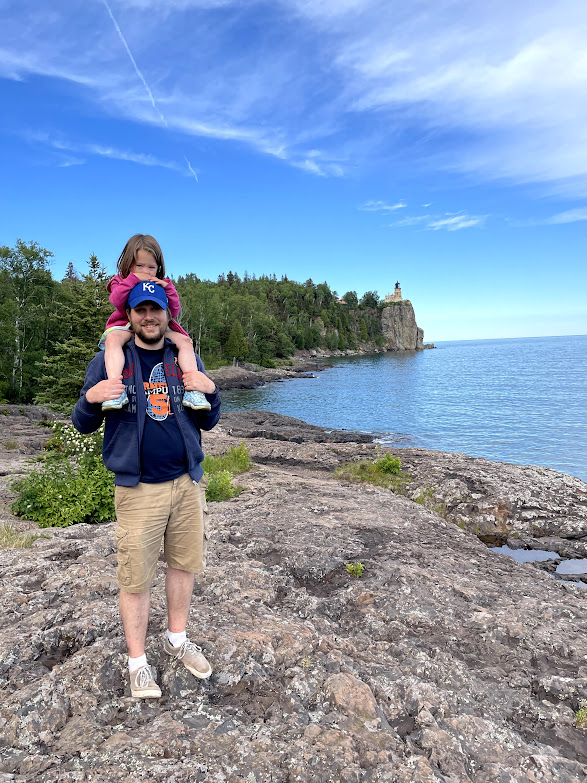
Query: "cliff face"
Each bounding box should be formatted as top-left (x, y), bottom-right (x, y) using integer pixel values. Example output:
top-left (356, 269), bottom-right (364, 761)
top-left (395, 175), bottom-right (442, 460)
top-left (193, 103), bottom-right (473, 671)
top-left (380, 301), bottom-right (424, 350)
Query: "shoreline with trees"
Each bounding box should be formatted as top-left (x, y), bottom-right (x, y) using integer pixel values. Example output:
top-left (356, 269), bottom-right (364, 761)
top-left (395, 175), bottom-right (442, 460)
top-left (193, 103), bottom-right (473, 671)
top-left (1, 240), bottom-right (390, 409)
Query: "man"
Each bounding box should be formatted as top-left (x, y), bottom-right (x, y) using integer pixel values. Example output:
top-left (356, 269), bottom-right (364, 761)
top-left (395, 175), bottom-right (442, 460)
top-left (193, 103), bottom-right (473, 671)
top-left (72, 280), bottom-right (221, 698)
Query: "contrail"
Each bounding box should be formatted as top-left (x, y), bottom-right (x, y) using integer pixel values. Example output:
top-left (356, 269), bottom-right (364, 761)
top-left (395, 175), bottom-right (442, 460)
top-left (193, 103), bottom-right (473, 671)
top-left (100, 0), bottom-right (199, 181)
top-left (101, 0), bottom-right (167, 127)
top-left (184, 156), bottom-right (199, 182)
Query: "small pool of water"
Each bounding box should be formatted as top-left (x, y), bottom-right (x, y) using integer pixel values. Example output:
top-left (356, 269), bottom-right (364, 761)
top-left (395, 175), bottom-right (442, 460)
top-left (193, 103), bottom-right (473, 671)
top-left (556, 559), bottom-right (587, 575)
top-left (490, 545), bottom-right (560, 563)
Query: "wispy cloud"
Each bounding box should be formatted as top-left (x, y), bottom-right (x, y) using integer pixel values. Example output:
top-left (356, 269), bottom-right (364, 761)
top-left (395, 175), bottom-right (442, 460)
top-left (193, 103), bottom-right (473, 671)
top-left (29, 132), bottom-right (186, 174)
top-left (427, 214), bottom-right (486, 231)
top-left (57, 156), bottom-right (85, 168)
top-left (392, 212), bottom-right (486, 231)
top-left (359, 200), bottom-right (406, 212)
top-left (3, 0), bottom-right (587, 190)
top-left (545, 208), bottom-right (587, 225)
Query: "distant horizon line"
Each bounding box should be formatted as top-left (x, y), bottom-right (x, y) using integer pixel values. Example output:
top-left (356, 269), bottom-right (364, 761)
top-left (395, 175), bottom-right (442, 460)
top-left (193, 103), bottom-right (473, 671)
top-left (432, 333), bottom-right (586, 344)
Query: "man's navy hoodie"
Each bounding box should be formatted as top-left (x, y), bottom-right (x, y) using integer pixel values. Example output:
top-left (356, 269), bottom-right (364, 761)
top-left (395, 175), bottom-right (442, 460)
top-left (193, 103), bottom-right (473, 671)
top-left (71, 337), bottom-right (221, 486)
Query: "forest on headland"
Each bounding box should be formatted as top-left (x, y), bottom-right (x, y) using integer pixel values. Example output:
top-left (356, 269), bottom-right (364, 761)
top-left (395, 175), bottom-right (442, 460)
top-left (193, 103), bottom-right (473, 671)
top-left (1, 240), bottom-right (389, 408)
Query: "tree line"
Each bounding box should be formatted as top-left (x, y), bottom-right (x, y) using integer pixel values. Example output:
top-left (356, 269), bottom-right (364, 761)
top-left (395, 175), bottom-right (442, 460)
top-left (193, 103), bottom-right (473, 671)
top-left (0, 240), bottom-right (386, 408)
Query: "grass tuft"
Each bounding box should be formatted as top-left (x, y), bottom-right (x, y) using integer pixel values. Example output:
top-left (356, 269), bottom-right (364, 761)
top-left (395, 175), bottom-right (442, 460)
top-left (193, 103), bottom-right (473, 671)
top-left (335, 453), bottom-right (408, 492)
top-left (202, 442), bottom-right (251, 476)
top-left (0, 524), bottom-right (41, 549)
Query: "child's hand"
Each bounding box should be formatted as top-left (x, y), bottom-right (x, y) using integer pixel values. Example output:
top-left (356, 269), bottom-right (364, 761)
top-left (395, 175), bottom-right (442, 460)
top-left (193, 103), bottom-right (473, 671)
top-left (132, 271), bottom-right (156, 282)
top-left (154, 279), bottom-right (169, 288)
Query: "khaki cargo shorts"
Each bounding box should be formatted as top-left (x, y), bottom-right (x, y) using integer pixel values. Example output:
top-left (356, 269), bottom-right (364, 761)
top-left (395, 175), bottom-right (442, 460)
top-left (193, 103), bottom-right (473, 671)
top-left (114, 473), bottom-right (208, 593)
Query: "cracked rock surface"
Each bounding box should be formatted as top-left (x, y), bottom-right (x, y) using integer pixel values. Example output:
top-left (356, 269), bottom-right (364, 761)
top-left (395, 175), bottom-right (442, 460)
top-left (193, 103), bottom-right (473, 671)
top-left (0, 408), bottom-right (586, 781)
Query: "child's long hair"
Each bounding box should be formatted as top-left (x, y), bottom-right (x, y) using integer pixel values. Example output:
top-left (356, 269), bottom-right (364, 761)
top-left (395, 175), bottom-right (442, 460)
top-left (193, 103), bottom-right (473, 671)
top-left (116, 234), bottom-right (166, 279)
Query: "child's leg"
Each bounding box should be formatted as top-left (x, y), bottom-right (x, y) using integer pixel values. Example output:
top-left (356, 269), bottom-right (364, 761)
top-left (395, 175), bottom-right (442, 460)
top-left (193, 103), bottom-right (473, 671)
top-left (165, 331), bottom-right (211, 411)
top-left (105, 329), bottom-right (133, 380)
top-left (102, 329), bottom-right (132, 411)
top-left (165, 331), bottom-right (198, 374)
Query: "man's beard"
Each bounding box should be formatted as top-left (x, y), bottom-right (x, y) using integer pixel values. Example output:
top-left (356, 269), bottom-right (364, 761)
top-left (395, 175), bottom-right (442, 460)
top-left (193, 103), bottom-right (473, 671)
top-left (133, 322), bottom-right (166, 344)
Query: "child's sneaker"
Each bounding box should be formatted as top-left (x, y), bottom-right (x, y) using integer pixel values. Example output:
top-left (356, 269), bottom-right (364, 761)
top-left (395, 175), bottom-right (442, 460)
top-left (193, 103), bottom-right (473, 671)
top-left (182, 390), bottom-right (211, 411)
top-left (102, 390), bottom-right (129, 411)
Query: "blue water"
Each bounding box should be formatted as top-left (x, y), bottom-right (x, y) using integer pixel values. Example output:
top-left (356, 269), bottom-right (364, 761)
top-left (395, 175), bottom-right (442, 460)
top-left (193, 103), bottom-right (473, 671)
top-left (221, 335), bottom-right (587, 482)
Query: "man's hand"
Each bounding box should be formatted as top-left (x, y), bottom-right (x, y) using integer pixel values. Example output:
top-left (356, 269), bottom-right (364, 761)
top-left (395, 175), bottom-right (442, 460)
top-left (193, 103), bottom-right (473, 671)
top-left (181, 370), bottom-right (216, 394)
top-left (86, 376), bottom-right (126, 404)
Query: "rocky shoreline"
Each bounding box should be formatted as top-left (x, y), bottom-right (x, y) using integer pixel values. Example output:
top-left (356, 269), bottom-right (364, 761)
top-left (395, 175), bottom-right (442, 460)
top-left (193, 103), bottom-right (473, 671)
top-left (207, 355), bottom-right (327, 391)
top-left (0, 406), bottom-right (586, 781)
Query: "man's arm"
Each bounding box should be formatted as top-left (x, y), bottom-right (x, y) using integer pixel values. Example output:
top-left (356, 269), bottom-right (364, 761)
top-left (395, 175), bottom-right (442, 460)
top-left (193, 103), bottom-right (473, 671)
top-left (183, 355), bottom-right (221, 431)
top-left (72, 353), bottom-right (122, 434)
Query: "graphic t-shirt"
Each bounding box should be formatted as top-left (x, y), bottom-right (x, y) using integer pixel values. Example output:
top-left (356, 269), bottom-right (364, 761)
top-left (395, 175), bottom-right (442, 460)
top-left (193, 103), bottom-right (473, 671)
top-left (136, 346), bottom-right (187, 483)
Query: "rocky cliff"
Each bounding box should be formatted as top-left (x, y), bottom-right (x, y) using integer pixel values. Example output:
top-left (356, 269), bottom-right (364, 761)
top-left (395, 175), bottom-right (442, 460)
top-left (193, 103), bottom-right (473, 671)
top-left (0, 408), bottom-right (586, 782)
top-left (380, 301), bottom-right (424, 350)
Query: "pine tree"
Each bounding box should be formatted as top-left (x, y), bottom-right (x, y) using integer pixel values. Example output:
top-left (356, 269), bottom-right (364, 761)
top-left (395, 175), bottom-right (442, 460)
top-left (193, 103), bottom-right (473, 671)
top-left (36, 255), bottom-right (113, 410)
top-left (224, 319), bottom-right (248, 362)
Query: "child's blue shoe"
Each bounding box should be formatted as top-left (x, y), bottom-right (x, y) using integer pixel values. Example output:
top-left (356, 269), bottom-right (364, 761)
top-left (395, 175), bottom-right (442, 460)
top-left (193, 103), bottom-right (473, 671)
top-left (183, 390), bottom-right (211, 411)
top-left (102, 391), bottom-right (129, 411)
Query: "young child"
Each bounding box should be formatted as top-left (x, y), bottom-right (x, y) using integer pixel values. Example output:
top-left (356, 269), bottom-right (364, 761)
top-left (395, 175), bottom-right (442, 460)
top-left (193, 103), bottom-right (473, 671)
top-left (100, 234), bottom-right (211, 412)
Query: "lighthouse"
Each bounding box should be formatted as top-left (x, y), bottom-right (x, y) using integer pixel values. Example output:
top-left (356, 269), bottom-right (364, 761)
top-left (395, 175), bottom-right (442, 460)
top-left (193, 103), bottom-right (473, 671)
top-left (385, 281), bottom-right (403, 303)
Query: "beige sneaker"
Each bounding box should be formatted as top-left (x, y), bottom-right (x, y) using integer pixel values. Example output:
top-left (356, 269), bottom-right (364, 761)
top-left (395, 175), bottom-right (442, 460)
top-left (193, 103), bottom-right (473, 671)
top-left (164, 637), bottom-right (212, 679)
top-left (129, 665), bottom-right (162, 698)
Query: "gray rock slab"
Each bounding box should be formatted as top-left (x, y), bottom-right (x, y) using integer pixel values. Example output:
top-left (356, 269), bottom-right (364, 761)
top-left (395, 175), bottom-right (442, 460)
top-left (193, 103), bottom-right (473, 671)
top-left (1, 460), bottom-right (586, 781)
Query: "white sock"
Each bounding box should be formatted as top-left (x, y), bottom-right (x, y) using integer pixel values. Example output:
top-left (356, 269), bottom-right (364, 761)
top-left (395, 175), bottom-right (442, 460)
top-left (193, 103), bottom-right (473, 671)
top-left (128, 653), bottom-right (148, 673)
top-left (167, 629), bottom-right (187, 647)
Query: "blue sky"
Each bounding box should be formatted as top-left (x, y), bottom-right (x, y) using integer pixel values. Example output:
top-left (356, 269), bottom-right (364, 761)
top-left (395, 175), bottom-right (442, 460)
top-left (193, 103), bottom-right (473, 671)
top-left (1, 0), bottom-right (586, 341)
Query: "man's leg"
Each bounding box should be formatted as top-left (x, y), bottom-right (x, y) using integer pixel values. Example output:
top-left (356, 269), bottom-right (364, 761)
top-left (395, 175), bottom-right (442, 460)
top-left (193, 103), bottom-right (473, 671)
top-left (163, 475), bottom-right (211, 678)
top-left (119, 589), bottom-right (151, 657)
top-left (165, 568), bottom-right (195, 633)
top-left (115, 481), bottom-right (173, 698)
top-left (119, 588), bottom-right (161, 698)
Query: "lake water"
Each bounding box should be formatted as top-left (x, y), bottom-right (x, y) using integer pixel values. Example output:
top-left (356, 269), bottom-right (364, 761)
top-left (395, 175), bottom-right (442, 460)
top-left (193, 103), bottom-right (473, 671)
top-left (221, 334), bottom-right (587, 482)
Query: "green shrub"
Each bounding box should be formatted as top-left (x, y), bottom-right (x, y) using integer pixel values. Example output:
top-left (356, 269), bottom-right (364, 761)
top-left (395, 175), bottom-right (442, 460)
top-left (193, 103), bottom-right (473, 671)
top-left (375, 453), bottom-right (401, 474)
top-left (203, 443), bottom-right (250, 502)
top-left (41, 422), bottom-right (103, 460)
top-left (11, 422), bottom-right (114, 527)
top-left (11, 456), bottom-right (115, 527)
top-left (205, 469), bottom-right (242, 502)
top-left (4, 440), bottom-right (18, 450)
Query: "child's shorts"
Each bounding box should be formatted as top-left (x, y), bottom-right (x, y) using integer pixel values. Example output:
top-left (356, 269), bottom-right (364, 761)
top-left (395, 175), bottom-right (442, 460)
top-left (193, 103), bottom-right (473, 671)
top-left (98, 324), bottom-right (131, 351)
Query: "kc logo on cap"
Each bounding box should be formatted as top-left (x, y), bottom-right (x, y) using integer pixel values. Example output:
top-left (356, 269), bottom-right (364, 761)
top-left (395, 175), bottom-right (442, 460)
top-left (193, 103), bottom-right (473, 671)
top-left (127, 280), bottom-right (169, 309)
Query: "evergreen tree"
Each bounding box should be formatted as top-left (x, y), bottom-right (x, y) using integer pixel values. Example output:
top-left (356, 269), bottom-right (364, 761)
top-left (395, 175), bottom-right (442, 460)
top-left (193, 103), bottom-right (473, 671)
top-left (360, 290), bottom-right (379, 309)
top-left (36, 255), bottom-right (113, 410)
top-left (224, 319), bottom-right (248, 362)
top-left (343, 290), bottom-right (358, 308)
top-left (359, 318), bottom-right (369, 342)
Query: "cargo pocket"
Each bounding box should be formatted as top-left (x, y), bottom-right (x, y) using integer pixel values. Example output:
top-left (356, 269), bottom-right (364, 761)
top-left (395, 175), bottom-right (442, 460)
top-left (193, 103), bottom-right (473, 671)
top-left (115, 527), bottom-right (132, 587)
